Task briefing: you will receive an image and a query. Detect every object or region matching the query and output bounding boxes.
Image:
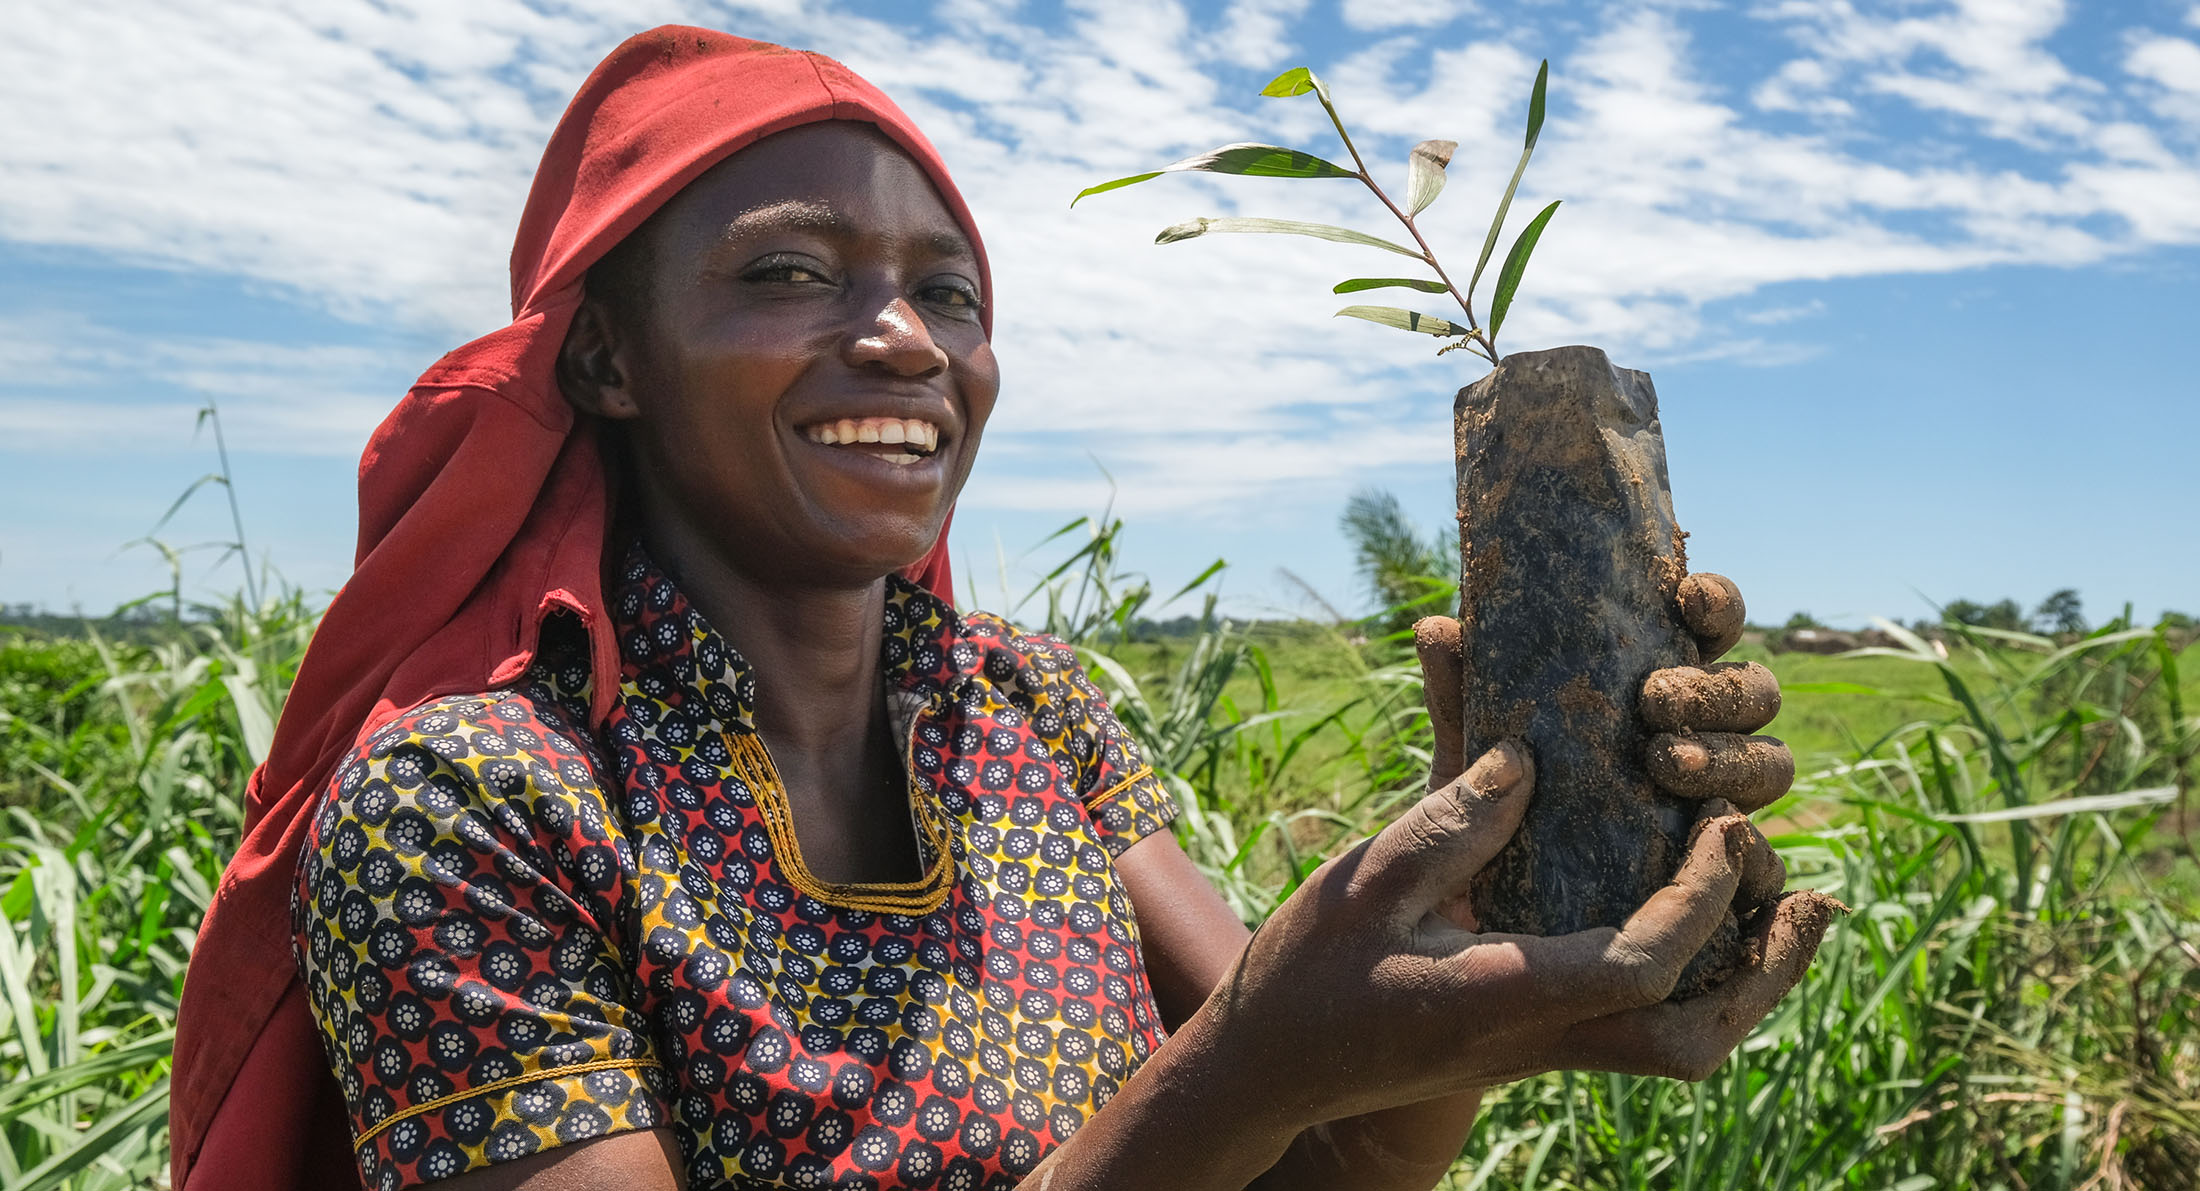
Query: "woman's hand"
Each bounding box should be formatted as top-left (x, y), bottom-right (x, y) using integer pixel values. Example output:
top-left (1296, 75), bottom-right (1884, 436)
top-left (1186, 741), bottom-right (1831, 1133)
top-left (1417, 572), bottom-right (1792, 818)
top-left (1191, 571), bottom-right (1833, 1132)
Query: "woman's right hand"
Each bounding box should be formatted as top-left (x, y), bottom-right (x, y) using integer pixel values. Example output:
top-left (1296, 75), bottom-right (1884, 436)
top-left (1185, 743), bottom-right (1837, 1134)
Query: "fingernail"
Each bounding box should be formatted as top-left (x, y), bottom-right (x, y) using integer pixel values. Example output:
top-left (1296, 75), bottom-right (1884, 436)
top-left (1474, 741), bottom-right (1526, 793)
top-left (1722, 820), bottom-right (1747, 865)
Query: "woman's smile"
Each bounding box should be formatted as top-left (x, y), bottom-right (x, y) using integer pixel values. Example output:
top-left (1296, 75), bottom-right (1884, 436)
top-left (801, 415), bottom-right (941, 457)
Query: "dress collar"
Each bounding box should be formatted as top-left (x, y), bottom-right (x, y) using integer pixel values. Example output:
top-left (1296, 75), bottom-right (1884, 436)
top-left (607, 542), bottom-right (959, 729)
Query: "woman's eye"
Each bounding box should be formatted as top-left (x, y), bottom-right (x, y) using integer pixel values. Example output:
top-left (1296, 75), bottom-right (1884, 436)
top-left (921, 281), bottom-right (983, 313)
top-left (742, 257), bottom-right (831, 285)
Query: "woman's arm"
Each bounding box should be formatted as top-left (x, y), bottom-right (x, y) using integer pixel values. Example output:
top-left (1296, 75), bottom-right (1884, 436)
top-left (430, 1130), bottom-right (685, 1191)
top-left (1113, 832), bottom-right (1486, 1191)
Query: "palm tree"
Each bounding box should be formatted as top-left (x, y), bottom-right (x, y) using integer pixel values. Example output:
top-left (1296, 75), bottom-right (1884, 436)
top-left (1339, 487), bottom-right (1454, 638)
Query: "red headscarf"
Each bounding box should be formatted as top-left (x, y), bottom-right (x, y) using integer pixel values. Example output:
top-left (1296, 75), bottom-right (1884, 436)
top-left (169, 28), bottom-right (989, 1189)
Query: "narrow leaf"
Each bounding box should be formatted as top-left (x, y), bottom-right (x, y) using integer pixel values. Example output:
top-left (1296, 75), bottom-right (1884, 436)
top-left (1332, 277), bottom-right (1448, 294)
top-left (1487, 200), bottom-right (1560, 341)
top-left (1334, 305), bottom-right (1470, 337)
top-left (1937, 786), bottom-right (2177, 824)
top-left (1156, 217), bottom-right (1421, 259)
top-left (1070, 171), bottom-right (1162, 205)
top-left (1260, 66), bottom-right (1330, 105)
top-left (1404, 139), bottom-right (1456, 216)
top-left (1525, 58), bottom-right (1548, 151)
top-left (1073, 143), bottom-right (1356, 206)
top-left (1468, 60), bottom-right (1551, 303)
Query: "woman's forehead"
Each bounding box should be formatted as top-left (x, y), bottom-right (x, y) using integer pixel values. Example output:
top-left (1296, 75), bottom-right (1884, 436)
top-left (666, 123), bottom-right (973, 252)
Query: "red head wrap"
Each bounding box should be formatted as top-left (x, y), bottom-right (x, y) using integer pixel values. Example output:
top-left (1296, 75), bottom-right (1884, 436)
top-left (169, 28), bottom-right (988, 1188)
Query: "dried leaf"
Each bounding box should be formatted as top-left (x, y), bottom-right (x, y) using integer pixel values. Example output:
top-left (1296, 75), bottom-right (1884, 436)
top-left (1405, 139), bottom-right (1456, 217)
top-left (1157, 217), bottom-right (1422, 259)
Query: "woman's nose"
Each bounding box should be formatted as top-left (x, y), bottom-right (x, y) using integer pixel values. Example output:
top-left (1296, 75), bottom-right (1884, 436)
top-left (845, 294), bottom-right (950, 378)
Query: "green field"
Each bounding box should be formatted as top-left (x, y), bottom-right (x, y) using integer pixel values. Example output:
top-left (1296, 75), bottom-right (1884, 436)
top-left (2, 563), bottom-right (2196, 1189)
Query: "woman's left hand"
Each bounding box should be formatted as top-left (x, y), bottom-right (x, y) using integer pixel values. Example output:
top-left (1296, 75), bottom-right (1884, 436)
top-left (1417, 571), bottom-right (1792, 822)
top-left (1408, 570), bottom-right (1831, 1086)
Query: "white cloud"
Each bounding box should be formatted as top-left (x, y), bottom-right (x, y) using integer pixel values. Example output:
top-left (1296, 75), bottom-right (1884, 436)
top-left (1206, 0), bottom-right (1313, 67)
top-left (0, 314), bottom-right (392, 455)
top-left (1339, 0), bottom-right (1474, 32)
top-left (2, 0), bottom-right (2198, 516)
top-left (1741, 299), bottom-right (1826, 324)
top-left (1752, 0), bottom-right (2102, 144)
top-left (2126, 34), bottom-right (2200, 129)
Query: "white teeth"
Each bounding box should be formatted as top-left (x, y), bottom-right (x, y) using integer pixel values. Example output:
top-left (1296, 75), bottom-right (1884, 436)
top-left (804, 417), bottom-right (941, 454)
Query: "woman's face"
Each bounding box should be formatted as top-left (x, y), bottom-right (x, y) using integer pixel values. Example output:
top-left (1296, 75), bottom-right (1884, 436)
top-left (568, 121), bottom-right (997, 588)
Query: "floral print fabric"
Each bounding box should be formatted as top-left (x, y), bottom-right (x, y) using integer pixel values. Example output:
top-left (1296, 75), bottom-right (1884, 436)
top-left (293, 547), bottom-right (1178, 1189)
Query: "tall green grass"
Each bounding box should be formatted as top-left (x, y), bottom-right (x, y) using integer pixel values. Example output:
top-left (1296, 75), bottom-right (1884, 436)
top-left (1, 513), bottom-right (2193, 1189)
top-left (0, 591), bottom-right (312, 1190)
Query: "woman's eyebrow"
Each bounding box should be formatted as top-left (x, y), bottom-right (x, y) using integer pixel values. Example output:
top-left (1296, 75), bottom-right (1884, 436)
top-left (717, 199), bottom-right (975, 263)
top-left (720, 199), bottom-right (845, 241)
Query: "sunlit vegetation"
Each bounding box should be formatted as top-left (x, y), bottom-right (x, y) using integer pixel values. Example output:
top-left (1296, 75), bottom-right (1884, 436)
top-left (2, 509), bottom-right (2193, 1189)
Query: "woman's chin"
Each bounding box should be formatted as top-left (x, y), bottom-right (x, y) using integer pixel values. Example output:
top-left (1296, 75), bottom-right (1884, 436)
top-left (779, 517), bottom-right (950, 589)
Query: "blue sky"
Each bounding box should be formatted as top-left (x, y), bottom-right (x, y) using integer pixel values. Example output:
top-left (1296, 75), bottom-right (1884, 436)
top-left (3, 0), bottom-right (2195, 628)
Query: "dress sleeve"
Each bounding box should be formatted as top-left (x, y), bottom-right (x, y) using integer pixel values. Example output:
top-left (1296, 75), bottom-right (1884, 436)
top-left (1061, 663), bottom-right (1180, 857)
top-left (292, 689), bottom-right (671, 1190)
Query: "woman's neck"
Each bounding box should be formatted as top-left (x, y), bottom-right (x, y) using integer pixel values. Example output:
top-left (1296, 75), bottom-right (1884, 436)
top-left (635, 510), bottom-right (922, 885)
top-left (638, 516), bottom-right (888, 754)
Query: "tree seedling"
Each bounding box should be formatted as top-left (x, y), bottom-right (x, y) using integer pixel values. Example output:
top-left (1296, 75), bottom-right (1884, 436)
top-left (1075, 62), bottom-right (1558, 365)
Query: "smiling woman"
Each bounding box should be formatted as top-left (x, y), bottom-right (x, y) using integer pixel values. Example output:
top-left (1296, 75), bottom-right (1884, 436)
top-left (168, 25), bottom-right (1830, 1191)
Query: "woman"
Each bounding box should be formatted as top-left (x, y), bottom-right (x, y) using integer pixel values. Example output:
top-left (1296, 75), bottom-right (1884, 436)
top-left (171, 27), bottom-right (1833, 1191)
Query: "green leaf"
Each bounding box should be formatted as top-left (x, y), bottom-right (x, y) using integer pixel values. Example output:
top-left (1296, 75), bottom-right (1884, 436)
top-left (1332, 277), bottom-right (1448, 294)
top-left (1156, 217), bottom-right (1421, 259)
top-left (1468, 60), bottom-right (1550, 304)
top-left (1334, 305), bottom-right (1471, 337)
top-left (1525, 57), bottom-right (1548, 151)
top-left (1260, 66), bottom-right (1330, 106)
top-left (1073, 143), bottom-right (1356, 206)
top-left (1487, 199), bottom-right (1560, 341)
top-left (1404, 139), bottom-right (1455, 216)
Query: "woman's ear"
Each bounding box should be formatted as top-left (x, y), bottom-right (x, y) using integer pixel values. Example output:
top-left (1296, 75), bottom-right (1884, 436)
top-left (557, 297), bottom-right (642, 420)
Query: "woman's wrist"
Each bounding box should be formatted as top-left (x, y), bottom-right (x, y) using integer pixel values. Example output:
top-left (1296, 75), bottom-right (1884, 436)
top-left (1032, 1003), bottom-right (1300, 1189)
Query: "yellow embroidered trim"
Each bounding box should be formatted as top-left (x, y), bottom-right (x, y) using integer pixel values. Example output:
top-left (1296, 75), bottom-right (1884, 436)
top-left (1084, 765), bottom-right (1157, 813)
top-left (725, 731), bottom-right (954, 916)
top-left (353, 1057), bottom-right (653, 1148)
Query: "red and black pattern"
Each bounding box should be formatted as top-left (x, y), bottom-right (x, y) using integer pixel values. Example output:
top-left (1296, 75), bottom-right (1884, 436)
top-left (294, 545), bottom-right (1177, 1189)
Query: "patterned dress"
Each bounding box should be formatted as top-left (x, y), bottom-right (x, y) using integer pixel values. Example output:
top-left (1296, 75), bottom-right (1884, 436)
top-left (293, 546), bottom-right (1180, 1190)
